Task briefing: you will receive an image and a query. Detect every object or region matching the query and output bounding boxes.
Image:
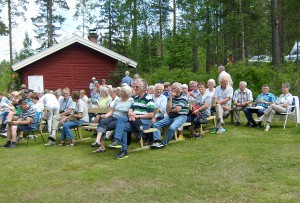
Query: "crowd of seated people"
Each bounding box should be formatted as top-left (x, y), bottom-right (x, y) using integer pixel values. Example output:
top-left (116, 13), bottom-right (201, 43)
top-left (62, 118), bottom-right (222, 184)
top-left (0, 67), bottom-right (296, 159)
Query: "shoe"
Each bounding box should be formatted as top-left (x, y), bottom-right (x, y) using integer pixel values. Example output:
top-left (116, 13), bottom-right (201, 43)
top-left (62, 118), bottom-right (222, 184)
top-left (177, 135), bottom-right (185, 140)
top-left (216, 128), bottom-right (223, 134)
top-left (2, 142), bottom-right (11, 147)
top-left (108, 140), bottom-right (122, 149)
top-left (150, 142), bottom-right (164, 149)
top-left (220, 119), bottom-right (225, 126)
top-left (190, 134), bottom-right (196, 139)
top-left (0, 132), bottom-right (7, 138)
top-left (45, 141), bottom-right (56, 146)
top-left (66, 142), bottom-right (76, 147)
top-left (235, 121), bottom-right (241, 126)
top-left (28, 135), bottom-right (36, 139)
top-left (258, 115), bottom-right (265, 122)
top-left (93, 148), bottom-right (106, 153)
top-left (7, 144), bottom-right (16, 149)
top-left (246, 122), bottom-right (251, 127)
top-left (264, 125), bottom-right (270, 131)
top-left (250, 124), bottom-right (257, 128)
top-left (17, 136), bottom-right (24, 141)
top-left (114, 150), bottom-right (128, 159)
top-left (91, 142), bottom-right (100, 147)
top-left (256, 124), bottom-right (262, 129)
top-left (48, 136), bottom-right (56, 142)
top-left (195, 133), bottom-right (204, 138)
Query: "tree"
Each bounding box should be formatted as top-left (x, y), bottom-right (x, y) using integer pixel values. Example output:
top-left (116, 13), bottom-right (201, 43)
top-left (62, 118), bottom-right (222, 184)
top-left (14, 32), bottom-right (34, 62)
top-left (271, 0), bottom-right (281, 68)
top-left (32, 0), bottom-right (69, 50)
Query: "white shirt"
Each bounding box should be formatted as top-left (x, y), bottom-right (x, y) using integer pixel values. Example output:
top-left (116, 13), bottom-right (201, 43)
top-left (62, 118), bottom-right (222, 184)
top-left (40, 93), bottom-right (59, 109)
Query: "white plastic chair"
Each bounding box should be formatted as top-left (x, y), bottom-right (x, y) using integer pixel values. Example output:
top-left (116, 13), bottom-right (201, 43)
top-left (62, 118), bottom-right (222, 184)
top-left (277, 96), bottom-right (298, 129)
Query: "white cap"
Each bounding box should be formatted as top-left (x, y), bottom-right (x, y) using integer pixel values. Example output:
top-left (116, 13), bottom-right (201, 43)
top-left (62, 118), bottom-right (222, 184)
top-left (182, 84), bottom-right (188, 89)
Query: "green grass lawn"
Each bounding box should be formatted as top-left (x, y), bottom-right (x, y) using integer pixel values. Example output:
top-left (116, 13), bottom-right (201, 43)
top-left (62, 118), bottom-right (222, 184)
top-left (0, 118), bottom-right (299, 202)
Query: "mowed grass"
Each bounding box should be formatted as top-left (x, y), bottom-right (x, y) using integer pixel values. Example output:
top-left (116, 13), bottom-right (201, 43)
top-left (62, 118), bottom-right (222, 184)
top-left (0, 118), bottom-right (299, 202)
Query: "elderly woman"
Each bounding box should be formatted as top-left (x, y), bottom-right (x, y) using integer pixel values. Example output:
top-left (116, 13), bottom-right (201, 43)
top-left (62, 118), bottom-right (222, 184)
top-left (92, 86), bottom-right (112, 123)
top-left (207, 79), bottom-right (216, 98)
top-left (147, 85), bottom-right (155, 98)
top-left (187, 82), bottom-right (211, 138)
top-left (260, 82), bottom-right (293, 131)
top-left (91, 86), bottom-right (133, 153)
top-left (108, 88), bottom-right (119, 108)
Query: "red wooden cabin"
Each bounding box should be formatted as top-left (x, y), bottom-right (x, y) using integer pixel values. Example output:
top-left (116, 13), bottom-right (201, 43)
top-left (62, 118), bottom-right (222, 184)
top-left (12, 36), bottom-right (137, 95)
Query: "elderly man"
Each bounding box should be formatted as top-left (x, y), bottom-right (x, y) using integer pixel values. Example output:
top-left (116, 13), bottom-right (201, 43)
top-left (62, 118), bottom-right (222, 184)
top-left (188, 81), bottom-right (200, 100)
top-left (121, 71), bottom-right (133, 86)
top-left (217, 65), bottom-right (233, 86)
top-left (243, 84), bottom-right (276, 128)
top-left (150, 82), bottom-right (189, 149)
top-left (152, 83), bottom-right (168, 122)
top-left (212, 76), bottom-right (233, 134)
top-left (2, 100), bottom-right (36, 148)
top-left (46, 87), bottom-right (75, 146)
top-left (233, 81), bottom-right (253, 126)
top-left (109, 79), bottom-right (154, 159)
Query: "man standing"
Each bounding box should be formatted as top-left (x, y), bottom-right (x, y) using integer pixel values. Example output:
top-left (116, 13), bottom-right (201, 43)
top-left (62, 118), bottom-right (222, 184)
top-left (212, 76), bottom-right (233, 134)
top-left (243, 84), bottom-right (276, 128)
top-left (121, 71), bottom-right (133, 86)
top-left (150, 82), bottom-right (189, 149)
top-left (233, 81), bottom-right (253, 126)
top-left (89, 77), bottom-right (96, 98)
top-left (218, 65), bottom-right (233, 86)
top-left (46, 87), bottom-right (75, 145)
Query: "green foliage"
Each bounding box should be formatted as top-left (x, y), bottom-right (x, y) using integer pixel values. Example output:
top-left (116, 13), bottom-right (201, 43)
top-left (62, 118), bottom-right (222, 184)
top-left (0, 60), bottom-right (19, 93)
top-left (108, 62), bottom-right (134, 87)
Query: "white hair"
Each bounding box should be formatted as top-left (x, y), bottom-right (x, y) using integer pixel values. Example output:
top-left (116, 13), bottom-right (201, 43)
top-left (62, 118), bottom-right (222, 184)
top-left (172, 82), bottom-right (182, 91)
top-left (239, 81), bottom-right (247, 87)
top-left (154, 83), bottom-right (164, 90)
top-left (208, 79), bottom-right (216, 87)
top-left (121, 86), bottom-right (132, 97)
top-left (125, 71), bottom-right (130, 76)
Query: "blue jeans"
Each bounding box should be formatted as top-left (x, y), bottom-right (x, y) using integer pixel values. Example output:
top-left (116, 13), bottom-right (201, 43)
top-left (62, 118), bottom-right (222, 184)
top-left (114, 116), bottom-right (152, 151)
top-left (153, 115), bottom-right (187, 145)
top-left (60, 120), bottom-right (84, 141)
top-left (243, 108), bottom-right (265, 125)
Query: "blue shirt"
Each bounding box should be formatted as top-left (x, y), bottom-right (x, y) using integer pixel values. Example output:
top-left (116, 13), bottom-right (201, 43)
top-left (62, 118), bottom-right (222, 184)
top-left (59, 96), bottom-right (76, 112)
top-left (255, 92), bottom-right (276, 108)
top-left (121, 76), bottom-right (133, 86)
top-left (0, 96), bottom-right (11, 108)
top-left (276, 93), bottom-right (293, 106)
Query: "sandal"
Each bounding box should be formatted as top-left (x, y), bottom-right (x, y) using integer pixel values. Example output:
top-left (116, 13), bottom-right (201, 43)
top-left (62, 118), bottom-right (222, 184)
top-left (91, 142), bottom-right (100, 147)
top-left (190, 133), bottom-right (196, 139)
top-left (93, 148), bottom-right (106, 153)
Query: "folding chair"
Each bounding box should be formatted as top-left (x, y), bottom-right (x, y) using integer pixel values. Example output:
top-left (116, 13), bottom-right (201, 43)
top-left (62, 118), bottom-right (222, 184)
top-left (22, 112), bottom-right (45, 146)
top-left (276, 96), bottom-right (298, 129)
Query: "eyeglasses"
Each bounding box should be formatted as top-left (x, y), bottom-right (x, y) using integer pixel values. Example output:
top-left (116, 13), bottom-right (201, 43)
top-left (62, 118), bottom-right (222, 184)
top-left (134, 86), bottom-right (139, 89)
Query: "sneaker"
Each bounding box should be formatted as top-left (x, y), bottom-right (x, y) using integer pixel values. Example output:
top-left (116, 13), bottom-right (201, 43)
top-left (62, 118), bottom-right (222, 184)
top-left (0, 132), bottom-right (7, 138)
top-left (114, 150), bottom-right (128, 159)
top-left (264, 125), bottom-right (270, 132)
top-left (45, 141), bottom-right (56, 146)
top-left (91, 142), bottom-right (100, 147)
top-left (195, 133), bottom-right (204, 138)
top-left (150, 142), bottom-right (165, 149)
top-left (7, 143), bottom-right (16, 149)
top-left (2, 142), bottom-right (11, 147)
top-left (108, 140), bottom-right (122, 149)
top-left (235, 121), bottom-right (241, 126)
top-left (48, 135), bottom-right (56, 142)
top-left (216, 128), bottom-right (223, 134)
top-left (258, 115), bottom-right (265, 122)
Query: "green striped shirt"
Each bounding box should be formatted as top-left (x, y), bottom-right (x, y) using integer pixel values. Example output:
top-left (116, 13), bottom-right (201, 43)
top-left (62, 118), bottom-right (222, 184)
top-left (131, 93), bottom-right (155, 115)
top-left (172, 92), bottom-right (189, 115)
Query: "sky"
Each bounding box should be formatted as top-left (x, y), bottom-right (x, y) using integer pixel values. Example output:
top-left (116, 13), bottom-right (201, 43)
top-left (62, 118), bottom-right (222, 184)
top-left (0, 0), bottom-right (78, 62)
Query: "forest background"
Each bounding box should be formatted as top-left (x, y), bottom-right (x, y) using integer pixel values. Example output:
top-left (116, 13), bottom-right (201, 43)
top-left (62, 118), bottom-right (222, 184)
top-left (0, 0), bottom-right (299, 97)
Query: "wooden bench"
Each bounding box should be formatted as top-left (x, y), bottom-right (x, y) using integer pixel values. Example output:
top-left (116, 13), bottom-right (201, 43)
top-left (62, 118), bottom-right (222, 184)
top-left (199, 115), bottom-right (216, 134)
top-left (76, 108), bottom-right (111, 139)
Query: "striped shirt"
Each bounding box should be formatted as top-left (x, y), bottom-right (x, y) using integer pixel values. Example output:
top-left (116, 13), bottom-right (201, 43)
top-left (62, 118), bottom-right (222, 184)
top-left (20, 106), bottom-right (36, 128)
top-left (131, 93), bottom-right (155, 115)
top-left (233, 88), bottom-right (253, 103)
top-left (172, 92), bottom-right (189, 115)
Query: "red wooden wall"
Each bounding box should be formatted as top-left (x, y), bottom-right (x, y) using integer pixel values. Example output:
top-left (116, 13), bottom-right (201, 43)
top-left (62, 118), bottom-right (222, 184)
top-left (19, 43), bottom-right (117, 95)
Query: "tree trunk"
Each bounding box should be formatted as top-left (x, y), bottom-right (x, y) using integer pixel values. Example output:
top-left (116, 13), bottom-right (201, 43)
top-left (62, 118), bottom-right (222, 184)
top-left (132, 0), bottom-right (138, 61)
top-left (205, 0), bottom-right (210, 73)
top-left (8, 0), bottom-right (12, 64)
top-left (271, 0), bottom-right (281, 68)
top-left (48, 0), bottom-right (53, 47)
top-left (173, 0), bottom-right (176, 36)
top-left (191, 1), bottom-right (198, 73)
top-left (159, 0), bottom-right (163, 59)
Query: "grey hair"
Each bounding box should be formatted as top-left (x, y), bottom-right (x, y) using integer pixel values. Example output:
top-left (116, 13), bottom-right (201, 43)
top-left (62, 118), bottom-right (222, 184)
top-left (154, 83), bottom-right (164, 90)
top-left (220, 76), bottom-right (229, 82)
top-left (134, 78), bottom-right (148, 90)
top-left (172, 82), bottom-right (183, 91)
top-left (100, 86), bottom-right (109, 95)
top-left (218, 65), bottom-right (225, 71)
top-left (125, 71), bottom-right (130, 76)
top-left (239, 81), bottom-right (247, 87)
top-left (207, 79), bottom-right (216, 87)
top-left (121, 86), bottom-right (132, 97)
top-left (148, 85), bottom-right (155, 91)
top-left (282, 82), bottom-right (291, 90)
